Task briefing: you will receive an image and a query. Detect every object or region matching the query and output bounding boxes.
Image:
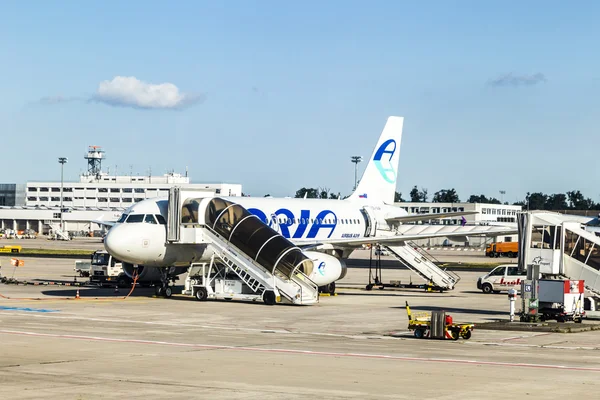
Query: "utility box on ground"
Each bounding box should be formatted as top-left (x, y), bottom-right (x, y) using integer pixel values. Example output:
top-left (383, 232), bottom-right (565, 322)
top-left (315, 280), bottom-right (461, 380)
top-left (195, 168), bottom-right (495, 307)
top-left (537, 279), bottom-right (585, 322)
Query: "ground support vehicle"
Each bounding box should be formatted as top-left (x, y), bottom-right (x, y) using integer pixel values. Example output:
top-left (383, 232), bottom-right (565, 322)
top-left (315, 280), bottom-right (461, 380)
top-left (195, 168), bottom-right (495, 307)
top-left (406, 302), bottom-right (474, 340)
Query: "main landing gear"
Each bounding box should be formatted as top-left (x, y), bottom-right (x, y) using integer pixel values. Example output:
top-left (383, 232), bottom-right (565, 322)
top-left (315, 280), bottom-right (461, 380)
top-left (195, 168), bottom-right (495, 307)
top-left (319, 282), bottom-right (336, 295)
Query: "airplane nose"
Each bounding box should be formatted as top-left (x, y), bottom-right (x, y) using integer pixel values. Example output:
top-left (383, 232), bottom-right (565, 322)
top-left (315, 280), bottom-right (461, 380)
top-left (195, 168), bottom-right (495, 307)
top-left (104, 224), bottom-right (133, 263)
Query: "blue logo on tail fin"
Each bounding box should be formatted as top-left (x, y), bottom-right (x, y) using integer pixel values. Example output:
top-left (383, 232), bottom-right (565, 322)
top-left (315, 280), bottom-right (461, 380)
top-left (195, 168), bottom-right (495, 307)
top-left (373, 139), bottom-right (397, 183)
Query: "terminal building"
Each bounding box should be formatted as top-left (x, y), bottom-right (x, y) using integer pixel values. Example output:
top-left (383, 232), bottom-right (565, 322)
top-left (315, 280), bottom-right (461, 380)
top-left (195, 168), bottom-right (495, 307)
top-left (395, 201), bottom-right (522, 247)
top-left (0, 146), bottom-right (242, 237)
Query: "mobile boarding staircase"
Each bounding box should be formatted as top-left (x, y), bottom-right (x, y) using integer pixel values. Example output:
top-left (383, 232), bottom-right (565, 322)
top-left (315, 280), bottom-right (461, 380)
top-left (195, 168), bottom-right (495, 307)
top-left (44, 220), bottom-right (70, 241)
top-left (381, 243), bottom-right (460, 291)
top-left (166, 188), bottom-right (319, 305)
top-left (377, 223), bottom-right (525, 291)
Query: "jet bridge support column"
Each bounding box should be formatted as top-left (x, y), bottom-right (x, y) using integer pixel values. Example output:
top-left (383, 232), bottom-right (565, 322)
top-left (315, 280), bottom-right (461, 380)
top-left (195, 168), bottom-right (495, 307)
top-left (167, 187), bottom-right (181, 243)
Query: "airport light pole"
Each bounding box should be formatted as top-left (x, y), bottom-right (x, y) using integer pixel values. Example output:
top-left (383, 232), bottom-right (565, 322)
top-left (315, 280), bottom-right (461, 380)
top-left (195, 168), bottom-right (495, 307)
top-left (499, 190), bottom-right (506, 204)
top-left (351, 156), bottom-right (362, 191)
top-left (58, 157), bottom-right (68, 230)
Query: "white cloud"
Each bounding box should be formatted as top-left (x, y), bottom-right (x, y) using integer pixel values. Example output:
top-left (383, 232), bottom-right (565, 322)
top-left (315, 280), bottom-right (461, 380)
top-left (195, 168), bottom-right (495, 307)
top-left (93, 76), bottom-right (203, 109)
top-left (488, 72), bottom-right (547, 87)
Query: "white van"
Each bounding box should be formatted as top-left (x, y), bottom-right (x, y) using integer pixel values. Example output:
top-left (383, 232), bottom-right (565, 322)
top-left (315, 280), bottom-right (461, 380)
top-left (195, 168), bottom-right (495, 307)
top-left (477, 264), bottom-right (527, 294)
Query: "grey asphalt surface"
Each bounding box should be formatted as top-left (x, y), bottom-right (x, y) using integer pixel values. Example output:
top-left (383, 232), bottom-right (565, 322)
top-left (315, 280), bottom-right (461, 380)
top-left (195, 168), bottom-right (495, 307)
top-left (0, 257), bottom-right (598, 399)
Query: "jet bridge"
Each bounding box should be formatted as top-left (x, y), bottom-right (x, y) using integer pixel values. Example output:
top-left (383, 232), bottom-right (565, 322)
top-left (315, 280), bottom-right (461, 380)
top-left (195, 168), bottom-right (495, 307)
top-left (518, 211), bottom-right (600, 313)
top-left (167, 188), bottom-right (319, 305)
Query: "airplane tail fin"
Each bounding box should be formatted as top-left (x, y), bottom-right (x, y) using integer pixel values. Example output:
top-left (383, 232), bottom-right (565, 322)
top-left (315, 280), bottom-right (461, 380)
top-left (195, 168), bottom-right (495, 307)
top-left (348, 116), bottom-right (404, 204)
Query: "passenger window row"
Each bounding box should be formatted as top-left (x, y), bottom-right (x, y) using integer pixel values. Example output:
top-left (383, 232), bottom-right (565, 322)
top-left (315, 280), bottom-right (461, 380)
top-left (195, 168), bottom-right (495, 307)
top-left (273, 218), bottom-right (361, 225)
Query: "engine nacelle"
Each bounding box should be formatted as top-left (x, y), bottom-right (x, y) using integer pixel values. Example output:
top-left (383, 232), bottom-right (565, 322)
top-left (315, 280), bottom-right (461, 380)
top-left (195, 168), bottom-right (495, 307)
top-left (121, 263), bottom-right (187, 282)
top-left (303, 251), bottom-right (347, 286)
top-left (121, 263), bottom-right (163, 281)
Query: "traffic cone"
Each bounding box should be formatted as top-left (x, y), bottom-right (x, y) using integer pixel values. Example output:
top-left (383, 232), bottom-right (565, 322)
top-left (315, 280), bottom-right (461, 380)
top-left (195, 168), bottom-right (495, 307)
top-left (75, 289), bottom-right (80, 299)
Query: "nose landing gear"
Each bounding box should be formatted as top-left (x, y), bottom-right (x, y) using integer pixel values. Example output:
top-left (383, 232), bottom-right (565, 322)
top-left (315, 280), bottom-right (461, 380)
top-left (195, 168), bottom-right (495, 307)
top-left (155, 267), bottom-right (177, 298)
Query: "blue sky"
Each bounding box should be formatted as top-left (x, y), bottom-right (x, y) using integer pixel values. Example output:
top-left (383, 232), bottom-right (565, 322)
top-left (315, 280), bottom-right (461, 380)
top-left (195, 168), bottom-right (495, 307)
top-left (1, 1), bottom-right (599, 203)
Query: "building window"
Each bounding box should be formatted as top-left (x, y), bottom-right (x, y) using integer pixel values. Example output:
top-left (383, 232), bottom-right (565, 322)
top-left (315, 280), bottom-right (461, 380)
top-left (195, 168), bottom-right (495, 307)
top-left (39, 187), bottom-right (49, 192)
top-left (123, 188), bottom-right (132, 193)
top-left (134, 188), bottom-right (145, 193)
top-left (51, 187), bottom-right (60, 192)
top-left (110, 198), bottom-right (120, 202)
top-left (64, 197), bottom-right (73, 202)
top-left (98, 188), bottom-right (108, 193)
top-left (28, 187), bottom-right (37, 192)
top-left (134, 198), bottom-right (144, 202)
top-left (98, 198), bottom-right (108, 202)
top-left (215, 189), bottom-right (221, 194)
top-left (122, 198), bottom-right (132, 203)
top-left (53, 213), bottom-right (60, 218)
top-left (110, 188), bottom-right (120, 193)
top-left (63, 188), bottom-right (73, 192)
top-left (39, 197), bottom-right (48, 201)
top-left (27, 197), bottom-right (37, 201)
top-left (51, 197), bottom-right (60, 201)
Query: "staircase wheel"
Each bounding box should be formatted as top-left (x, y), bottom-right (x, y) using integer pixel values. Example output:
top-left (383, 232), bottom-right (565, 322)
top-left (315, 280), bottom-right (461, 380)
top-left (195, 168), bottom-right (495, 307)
top-left (195, 287), bottom-right (208, 301)
top-left (414, 329), bottom-right (425, 339)
top-left (263, 290), bottom-right (277, 305)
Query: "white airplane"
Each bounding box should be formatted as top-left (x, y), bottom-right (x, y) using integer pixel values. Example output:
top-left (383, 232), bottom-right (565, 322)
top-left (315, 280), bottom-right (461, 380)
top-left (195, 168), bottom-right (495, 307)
top-left (104, 116), bottom-right (515, 296)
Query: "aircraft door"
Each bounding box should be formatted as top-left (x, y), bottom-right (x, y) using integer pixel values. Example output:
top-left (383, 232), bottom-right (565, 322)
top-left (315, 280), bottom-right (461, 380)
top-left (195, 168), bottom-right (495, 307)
top-left (360, 207), bottom-right (377, 237)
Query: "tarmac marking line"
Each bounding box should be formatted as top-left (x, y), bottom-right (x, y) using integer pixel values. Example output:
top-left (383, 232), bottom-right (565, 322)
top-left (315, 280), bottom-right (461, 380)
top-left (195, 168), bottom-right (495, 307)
top-left (0, 329), bottom-right (599, 372)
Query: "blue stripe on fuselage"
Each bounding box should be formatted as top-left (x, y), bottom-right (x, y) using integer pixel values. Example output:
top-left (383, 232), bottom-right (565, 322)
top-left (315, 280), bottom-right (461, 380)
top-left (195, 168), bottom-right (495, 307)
top-left (247, 208), bottom-right (337, 239)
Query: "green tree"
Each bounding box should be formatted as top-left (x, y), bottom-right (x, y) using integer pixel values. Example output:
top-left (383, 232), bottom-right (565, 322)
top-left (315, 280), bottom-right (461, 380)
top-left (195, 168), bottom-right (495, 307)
top-left (525, 192), bottom-right (548, 210)
top-left (545, 193), bottom-right (568, 210)
top-left (432, 188), bottom-right (460, 203)
top-left (567, 190), bottom-right (595, 210)
top-left (294, 187), bottom-right (318, 199)
top-left (468, 194), bottom-right (501, 204)
top-left (394, 191), bottom-right (404, 202)
top-left (409, 186), bottom-right (428, 202)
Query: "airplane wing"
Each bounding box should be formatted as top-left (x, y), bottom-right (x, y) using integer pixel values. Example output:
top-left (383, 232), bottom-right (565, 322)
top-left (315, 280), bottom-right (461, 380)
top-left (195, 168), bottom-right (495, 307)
top-left (386, 211), bottom-right (479, 224)
top-left (91, 215), bottom-right (115, 228)
top-left (300, 225), bottom-right (517, 249)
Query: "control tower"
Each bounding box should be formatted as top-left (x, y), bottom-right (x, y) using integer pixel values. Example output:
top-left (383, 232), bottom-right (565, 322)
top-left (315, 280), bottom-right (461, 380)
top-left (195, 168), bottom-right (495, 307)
top-left (85, 146), bottom-right (105, 179)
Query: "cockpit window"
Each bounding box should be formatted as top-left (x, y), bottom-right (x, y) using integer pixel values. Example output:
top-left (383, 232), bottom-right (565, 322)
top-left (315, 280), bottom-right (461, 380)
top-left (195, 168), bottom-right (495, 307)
top-left (155, 214), bottom-right (166, 225)
top-left (126, 214), bottom-right (145, 223)
top-left (117, 214), bottom-right (128, 223)
top-left (144, 214), bottom-right (157, 224)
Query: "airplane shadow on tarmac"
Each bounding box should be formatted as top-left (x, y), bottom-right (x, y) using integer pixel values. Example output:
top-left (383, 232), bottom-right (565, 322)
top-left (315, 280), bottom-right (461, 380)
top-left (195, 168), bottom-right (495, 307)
top-left (38, 287), bottom-right (296, 306)
top-left (40, 287), bottom-right (157, 298)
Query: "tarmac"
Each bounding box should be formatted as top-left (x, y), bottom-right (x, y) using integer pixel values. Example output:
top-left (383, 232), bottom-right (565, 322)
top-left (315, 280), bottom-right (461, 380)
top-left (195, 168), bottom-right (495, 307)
top-left (0, 251), bottom-right (598, 399)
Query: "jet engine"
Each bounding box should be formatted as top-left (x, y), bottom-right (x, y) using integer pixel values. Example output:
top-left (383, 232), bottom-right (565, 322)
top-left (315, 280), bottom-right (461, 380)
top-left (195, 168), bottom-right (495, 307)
top-left (303, 251), bottom-right (347, 294)
top-left (121, 263), bottom-right (187, 282)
